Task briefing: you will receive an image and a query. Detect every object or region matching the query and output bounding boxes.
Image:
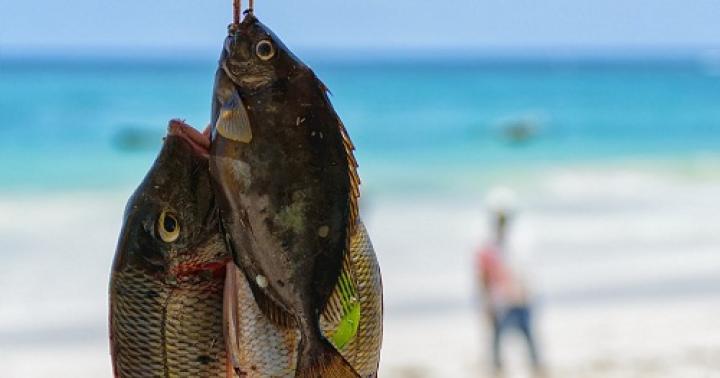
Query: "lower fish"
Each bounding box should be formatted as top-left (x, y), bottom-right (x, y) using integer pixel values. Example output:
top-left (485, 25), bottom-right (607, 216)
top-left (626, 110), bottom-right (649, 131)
top-left (109, 120), bottom-right (233, 377)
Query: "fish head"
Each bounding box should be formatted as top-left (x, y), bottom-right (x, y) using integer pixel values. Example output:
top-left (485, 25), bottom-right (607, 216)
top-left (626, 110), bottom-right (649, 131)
top-left (112, 120), bottom-right (222, 278)
top-left (221, 14), bottom-right (306, 93)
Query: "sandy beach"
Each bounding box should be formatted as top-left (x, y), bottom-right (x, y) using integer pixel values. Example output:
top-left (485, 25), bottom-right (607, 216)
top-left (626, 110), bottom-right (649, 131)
top-left (2, 161), bottom-right (719, 377)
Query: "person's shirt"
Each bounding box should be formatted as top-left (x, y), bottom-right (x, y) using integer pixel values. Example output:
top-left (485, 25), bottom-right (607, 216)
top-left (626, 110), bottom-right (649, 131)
top-left (476, 240), bottom-right (532, 312)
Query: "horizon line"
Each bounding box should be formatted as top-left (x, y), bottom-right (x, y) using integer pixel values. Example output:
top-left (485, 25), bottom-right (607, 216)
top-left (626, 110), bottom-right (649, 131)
top-left (3, 45), bottom-right (720, 64)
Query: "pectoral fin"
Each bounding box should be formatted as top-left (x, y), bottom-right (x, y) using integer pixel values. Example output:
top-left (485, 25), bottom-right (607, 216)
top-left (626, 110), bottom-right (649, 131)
top-left (329, 270), bottom-right (361, 350)
top-left (216, 90), bottom-right (253, 143)
top-left (321, 255), bottom-right (361, 351)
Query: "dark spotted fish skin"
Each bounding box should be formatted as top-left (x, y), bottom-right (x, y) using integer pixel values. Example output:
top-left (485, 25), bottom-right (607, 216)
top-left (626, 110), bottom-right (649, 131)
top-left (209, 14), bottom-right (364, 376)
top-left (109, 121), bottom-right (236, 378)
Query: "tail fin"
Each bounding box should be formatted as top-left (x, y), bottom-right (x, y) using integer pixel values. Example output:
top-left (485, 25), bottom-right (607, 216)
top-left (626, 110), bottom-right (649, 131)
top-left (297, 338), bottom-right (359, 378)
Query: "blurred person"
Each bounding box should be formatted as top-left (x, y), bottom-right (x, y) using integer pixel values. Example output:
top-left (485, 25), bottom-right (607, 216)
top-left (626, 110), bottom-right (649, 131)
top-left (476, 188), bottom-right (542, 376)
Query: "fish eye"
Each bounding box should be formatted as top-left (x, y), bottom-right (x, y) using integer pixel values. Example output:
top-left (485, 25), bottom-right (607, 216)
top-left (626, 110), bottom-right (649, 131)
top-left (157, 210), bottom-right (180, 243)
top-left (255, 40), bottom-right (275, 61)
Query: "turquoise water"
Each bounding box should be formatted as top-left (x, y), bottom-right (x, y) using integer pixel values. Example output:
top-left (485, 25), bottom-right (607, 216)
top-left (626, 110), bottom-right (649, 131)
top-left (2, 57), bottom-right (720, 193)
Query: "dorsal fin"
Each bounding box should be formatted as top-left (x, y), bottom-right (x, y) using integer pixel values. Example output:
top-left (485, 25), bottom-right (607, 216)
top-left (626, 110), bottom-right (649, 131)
top-left (319, 80), bottom-right (361, 245)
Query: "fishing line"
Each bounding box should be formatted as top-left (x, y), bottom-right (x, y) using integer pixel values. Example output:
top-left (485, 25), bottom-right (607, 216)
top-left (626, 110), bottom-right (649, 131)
top-left (233, 0), bottom-right (241, 24)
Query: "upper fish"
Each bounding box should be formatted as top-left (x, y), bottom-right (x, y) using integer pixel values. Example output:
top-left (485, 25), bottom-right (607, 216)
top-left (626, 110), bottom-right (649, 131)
top-left (209, 13), bottom-right (373, 378)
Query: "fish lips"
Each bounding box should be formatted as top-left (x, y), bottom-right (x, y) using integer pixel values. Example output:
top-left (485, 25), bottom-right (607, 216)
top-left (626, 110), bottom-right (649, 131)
top-left (167, 119), bottom-right (211, 158)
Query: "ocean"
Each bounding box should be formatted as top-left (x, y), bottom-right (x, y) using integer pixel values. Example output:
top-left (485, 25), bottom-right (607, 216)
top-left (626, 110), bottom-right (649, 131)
top-left (2, 56), bottom-right (720, 377)
top-left (2, 57), bottom-right (720, 194)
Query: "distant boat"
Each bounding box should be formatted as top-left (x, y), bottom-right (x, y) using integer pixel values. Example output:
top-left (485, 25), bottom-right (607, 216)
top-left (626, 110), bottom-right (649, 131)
top-left (495, 115), bottom-right (543, 144)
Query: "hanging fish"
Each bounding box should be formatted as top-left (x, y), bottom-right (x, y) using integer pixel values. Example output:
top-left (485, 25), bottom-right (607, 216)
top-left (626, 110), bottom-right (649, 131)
top-left (209, 10), bottom-right (382, 378)
top-left (108, 119), bottom-right (380, 378)
top-left (109, 120), bottom-right (233, 377)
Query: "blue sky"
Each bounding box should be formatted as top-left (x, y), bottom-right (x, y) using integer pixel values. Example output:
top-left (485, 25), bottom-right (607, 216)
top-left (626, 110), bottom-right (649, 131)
top-left (2, 0), bottom-right (720, 56)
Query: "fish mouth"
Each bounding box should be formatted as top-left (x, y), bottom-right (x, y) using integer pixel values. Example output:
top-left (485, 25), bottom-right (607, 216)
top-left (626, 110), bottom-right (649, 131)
top-left (239, 76), bottom-right (271, 89)
top-left (167, 119), bottom-right (211, 157)
top-left (222, 60), bottom-right (272, 91)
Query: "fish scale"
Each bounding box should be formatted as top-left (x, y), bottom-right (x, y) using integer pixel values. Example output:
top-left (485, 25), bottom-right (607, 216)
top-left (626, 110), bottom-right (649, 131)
top-left (340, 222), bottom-right (383, 377)
top-left (112, 271), bottom-right (226, 377)
top-left (111, 270), bottom-right (168, 377)
top-left (225, 264), bottom-right (300, 377)
top-left (111, 237), bottom-right (233, 377)
top-left (111, 268), bottom-right (231, 377)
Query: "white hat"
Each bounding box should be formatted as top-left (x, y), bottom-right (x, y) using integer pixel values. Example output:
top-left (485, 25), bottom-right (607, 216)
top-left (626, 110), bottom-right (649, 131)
top-left (485, 186), bottom-right (517, 214)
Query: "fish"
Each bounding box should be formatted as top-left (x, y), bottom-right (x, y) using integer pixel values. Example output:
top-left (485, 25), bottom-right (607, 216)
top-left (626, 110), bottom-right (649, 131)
top-left (109, 119), bottom-right (234, 377)
top-left (108, 119), bottom-right (381, 378)
top-left (208, 13), bottom-right (381, 378)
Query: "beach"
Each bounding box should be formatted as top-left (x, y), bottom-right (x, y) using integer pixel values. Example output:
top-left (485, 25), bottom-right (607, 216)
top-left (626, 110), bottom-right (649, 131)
top-left (373, 161), bottom-right (720, 377)
top-left (2, 160), bottom-right (720, 377)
